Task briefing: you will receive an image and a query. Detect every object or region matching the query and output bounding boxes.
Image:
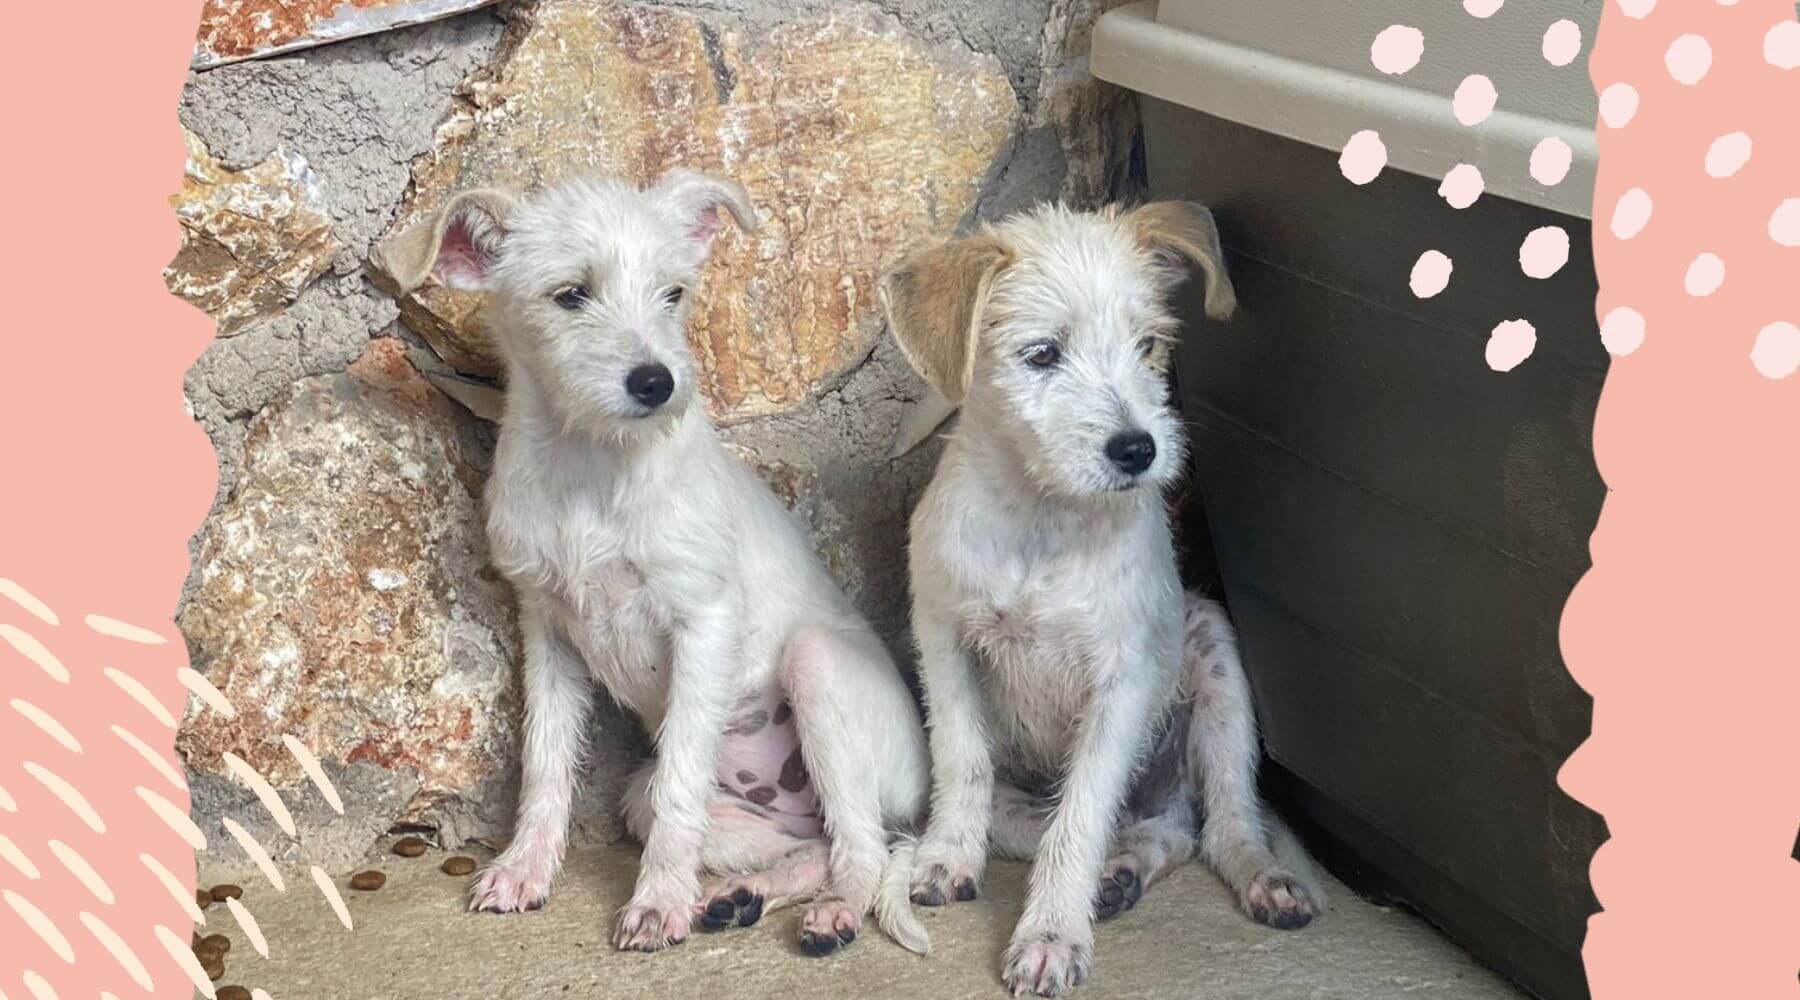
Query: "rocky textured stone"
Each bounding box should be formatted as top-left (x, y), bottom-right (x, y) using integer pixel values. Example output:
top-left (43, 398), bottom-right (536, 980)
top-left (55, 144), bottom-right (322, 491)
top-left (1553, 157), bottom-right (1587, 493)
top-left (179, 13), bottom-right (506, 264)
top-left (193, 0), bottom-right (502, 68)
top-left (188, 760), bottom-right (422, 873)
top-left (378, 1), bottom-right (1016, 420)
top-left (178, 339), bottom-right (520, 828)
top-left (1034, 0), bottom-right (1144, 206)
top-left (166, 129), bottom-right (340, 336)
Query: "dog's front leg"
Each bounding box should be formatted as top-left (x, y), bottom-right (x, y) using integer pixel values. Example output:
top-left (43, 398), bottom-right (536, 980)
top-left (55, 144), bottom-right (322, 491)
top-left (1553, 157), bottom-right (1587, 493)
top-left (910, 604), bottom-right (995, 906)
top-left (471, 596), bottom-right (592, 913)
top-left (613, 602), bottom-right (737, 953)
top-left (1004, 670), bottom-right (1157, 998)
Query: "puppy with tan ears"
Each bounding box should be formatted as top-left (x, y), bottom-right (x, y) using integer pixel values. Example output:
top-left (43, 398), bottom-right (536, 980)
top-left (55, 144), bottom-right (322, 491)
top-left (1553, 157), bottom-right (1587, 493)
top-left (880, 202), bottom-right (1321, 997)
top-left (379, 171), bottom-right (930, 957)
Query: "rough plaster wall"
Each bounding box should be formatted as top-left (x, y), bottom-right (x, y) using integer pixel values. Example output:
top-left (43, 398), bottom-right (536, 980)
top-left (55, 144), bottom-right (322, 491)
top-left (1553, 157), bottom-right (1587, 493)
top-left (173, 0), bottom-right (1141, 867)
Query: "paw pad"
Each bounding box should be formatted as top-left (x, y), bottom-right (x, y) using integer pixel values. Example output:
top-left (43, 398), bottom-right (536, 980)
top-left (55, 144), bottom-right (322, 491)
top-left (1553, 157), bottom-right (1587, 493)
top-left (798, 926), bottom-right (856, 957)
top-left (698, 888), bottom-right (764, 931)
top-left (1095, 866), bottom-right (1143, 921)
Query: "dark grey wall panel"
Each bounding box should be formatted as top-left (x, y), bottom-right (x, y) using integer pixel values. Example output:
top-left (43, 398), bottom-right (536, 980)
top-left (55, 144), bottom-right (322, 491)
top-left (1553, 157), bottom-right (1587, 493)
top-left (1143, 97), bottom-right (1605, 1000)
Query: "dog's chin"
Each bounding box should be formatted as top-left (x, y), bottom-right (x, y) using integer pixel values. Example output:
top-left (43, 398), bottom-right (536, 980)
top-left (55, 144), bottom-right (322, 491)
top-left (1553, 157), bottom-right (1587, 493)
top-left (1039, 466), bottom-right (1154, 504)
top-left (563, 397), bottom-right (690, 445)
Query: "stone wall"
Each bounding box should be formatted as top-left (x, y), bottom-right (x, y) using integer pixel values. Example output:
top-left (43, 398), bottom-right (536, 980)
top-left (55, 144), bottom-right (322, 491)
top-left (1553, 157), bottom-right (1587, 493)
top-left (173, 0), bottom-right (1140, 870)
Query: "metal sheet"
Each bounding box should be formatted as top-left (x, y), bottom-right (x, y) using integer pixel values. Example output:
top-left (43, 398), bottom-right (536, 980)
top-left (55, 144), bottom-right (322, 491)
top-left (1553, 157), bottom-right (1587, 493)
top-left (192, 0), bottom-right (502, 69)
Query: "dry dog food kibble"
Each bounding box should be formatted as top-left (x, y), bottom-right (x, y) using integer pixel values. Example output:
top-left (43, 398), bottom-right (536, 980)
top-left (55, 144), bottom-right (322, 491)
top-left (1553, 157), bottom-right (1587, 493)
top-left (203, 957), bottom-right (225, 982)
top-left (349, 870), bottom-right (386, 891)
top-left (393, 836), bottom-right (429, 857)
top-left (440, 856), bottom-right (477, 876)
top-left (210, 884), bottom-right (243, 902)
top-left (217, 987), bottom-right (253, 1000)
top-left (194, 934), bottom-right (231, 957)
top-left (195, 889), bottom-right (212, 909)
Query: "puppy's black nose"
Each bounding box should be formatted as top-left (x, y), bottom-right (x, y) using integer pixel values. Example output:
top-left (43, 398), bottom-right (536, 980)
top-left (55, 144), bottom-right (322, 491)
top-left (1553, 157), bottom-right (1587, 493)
top-left (625, 363), bottom-right (674, 408)
top-left (1105, 431), bottom-right (1156, 476)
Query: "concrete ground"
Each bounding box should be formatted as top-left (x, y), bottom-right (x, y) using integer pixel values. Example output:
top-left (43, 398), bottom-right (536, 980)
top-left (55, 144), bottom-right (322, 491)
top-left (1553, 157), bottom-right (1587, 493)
top-left (194, 842), bottom-right (1524, 1000)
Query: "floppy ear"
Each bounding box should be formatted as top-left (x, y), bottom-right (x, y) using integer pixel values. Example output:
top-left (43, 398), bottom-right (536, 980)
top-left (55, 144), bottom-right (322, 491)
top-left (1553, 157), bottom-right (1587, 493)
top-left (375, 189), bottom-right (518, 294)
top-left (654, 169), bottom-right (760, 249)
top-left (1125, 201), bottom-right (1237, 320)
top-left (877, 234), bottom-right (1011, 404)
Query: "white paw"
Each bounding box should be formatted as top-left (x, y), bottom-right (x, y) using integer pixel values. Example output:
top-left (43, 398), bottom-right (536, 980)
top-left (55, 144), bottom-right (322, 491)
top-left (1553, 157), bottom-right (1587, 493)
top-left (614, 897), bottom-right (694, 952)
top-left (1003, 929), bottom-right (1092, 997)
top-left (798, 895), bottom-right (861, 956)
top-left (468, 856), bottom-right (554, 914)
top-left (909, 848), bottom-right (983, 907)
top-left (1242, 869), bottom-right (1317, 930)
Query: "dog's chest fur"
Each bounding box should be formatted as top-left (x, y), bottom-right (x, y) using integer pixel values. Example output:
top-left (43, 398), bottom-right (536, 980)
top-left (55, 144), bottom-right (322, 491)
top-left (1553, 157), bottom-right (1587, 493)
top-left (542, 508), bottom-right (677, 720)
top-left (486, 417), bottom-right (731, 723)
top-left (960, 553), bottom-right (1103, 772)
top-left (929, 482), bottom-right (1183, 776)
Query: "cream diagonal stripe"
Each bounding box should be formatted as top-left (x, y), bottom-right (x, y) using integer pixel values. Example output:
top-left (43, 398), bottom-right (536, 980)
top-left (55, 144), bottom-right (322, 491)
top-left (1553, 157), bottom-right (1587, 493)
top-left (177, 666), bottom-right (237, 718)
top-left (20, 970), bottom-right (58, 1000)
top-left (140, 853), bottom-right (206, 925)
top-left (111, 725), bottom-right (186, 791)
top-left (310, 866), bottom-right (353, 930)
top-left (78, 911), bottom-right (153, 991)
top-left (282, 734), bottom-right (343, 814)
top-left (3, 888), bottom-right (75, 962)
top-left (225, 896), bottom-right (270, 958)
top-left (21, 762), bottom-right (104, 833)
top-left (0, 781), bottom-right (15, 811)
top-left (222, 752), bottom-right (297, 836)
top-left (45, 841), bottom-right (113, 905)
top-left (102, 668), bottom-right (176, 728)
top-left (9, 699), bottom-right (81, 753)
top-left (222, 817), bottom-right (287, 892)
top-left (84, 613), bottom-right (168, 645)
top-left (0, 578), bottom-right (58, 625)
top-left (0, 833), bottom-right (40, 879)
top-left (135, 786), bottom-right (206, 849)
top-left (154, 923), bottom-right (217, 999)
top-left (1, 624), bottom-right (69, 683)
top-left (253, 990), bottom-right (275, 1000)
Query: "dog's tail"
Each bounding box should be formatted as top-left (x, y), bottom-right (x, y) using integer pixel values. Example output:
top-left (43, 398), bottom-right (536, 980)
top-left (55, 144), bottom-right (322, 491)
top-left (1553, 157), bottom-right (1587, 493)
top-left (873, 834), bottom-right (930, 955)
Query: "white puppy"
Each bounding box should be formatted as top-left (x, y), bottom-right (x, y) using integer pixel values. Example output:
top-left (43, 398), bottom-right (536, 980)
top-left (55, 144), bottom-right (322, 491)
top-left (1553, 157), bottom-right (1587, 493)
top-left (879, 202), bottom-right (1320, 996)
top-left (379, 171), bottom-right (930, 956)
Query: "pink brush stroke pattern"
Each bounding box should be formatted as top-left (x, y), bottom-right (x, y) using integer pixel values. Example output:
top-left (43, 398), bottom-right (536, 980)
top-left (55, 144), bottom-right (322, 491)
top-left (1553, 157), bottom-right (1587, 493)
top-left (1562, 1), bottom-right (1800, 998)
top-left (0, 1), bottom-right (217, 997)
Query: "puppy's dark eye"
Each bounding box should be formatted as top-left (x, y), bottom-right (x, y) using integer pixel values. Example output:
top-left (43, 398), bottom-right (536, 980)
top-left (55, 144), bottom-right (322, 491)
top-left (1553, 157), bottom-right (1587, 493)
top-left (1138, 336), bottom-right (1159, 358)
top-left (553, 286), bottom-right (590, 310)
top-left (1024, 342), bottom-right (1062, 368)
top-left (661, 286), bottom-right (685, 309)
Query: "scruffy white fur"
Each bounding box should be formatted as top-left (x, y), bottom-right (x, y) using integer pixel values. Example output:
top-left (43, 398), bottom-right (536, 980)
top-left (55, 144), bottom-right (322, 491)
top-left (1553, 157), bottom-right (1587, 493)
top-left (380, 171), bottom-right (930, 955)
top-left (881, 203), bottom-right (1321, 997)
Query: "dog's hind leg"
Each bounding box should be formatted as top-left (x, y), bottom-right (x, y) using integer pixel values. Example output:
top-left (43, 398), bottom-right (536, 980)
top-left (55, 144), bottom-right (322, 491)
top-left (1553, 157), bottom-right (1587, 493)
top-left (991, 781), bottom-right (1050, 859)
top-left (1098, 801), bottom-right (1197, 920)
top-left (624, 763), bottom-right (833, 931)
top-left (696, 839), bottom-right (832, 931)
top-left (1181, 593), bottom-right (1319, 930)
top-left (781, 624), bottom-right (932, 955)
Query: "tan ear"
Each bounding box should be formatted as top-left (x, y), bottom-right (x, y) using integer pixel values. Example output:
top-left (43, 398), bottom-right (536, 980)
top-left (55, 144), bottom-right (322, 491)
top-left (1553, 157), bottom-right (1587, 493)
top-left (374, 189), bottom-right (519, 295)
top-left (1126, 201), bottom-right (1237, 320)
top-left (877, 234), bottom-right (1011, 403)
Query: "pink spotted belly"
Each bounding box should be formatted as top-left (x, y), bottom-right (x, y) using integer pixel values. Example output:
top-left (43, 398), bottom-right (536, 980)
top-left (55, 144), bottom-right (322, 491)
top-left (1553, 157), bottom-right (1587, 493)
top-left (717, 693), bottom-right (822, 840)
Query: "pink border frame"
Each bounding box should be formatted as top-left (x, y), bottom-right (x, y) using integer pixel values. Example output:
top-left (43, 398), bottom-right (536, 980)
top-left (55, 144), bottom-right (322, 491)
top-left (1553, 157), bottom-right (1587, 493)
top-left (0, 0), bottom-right (1794, 996)
top-left (1562, 1), bottom-right (1800, 998)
